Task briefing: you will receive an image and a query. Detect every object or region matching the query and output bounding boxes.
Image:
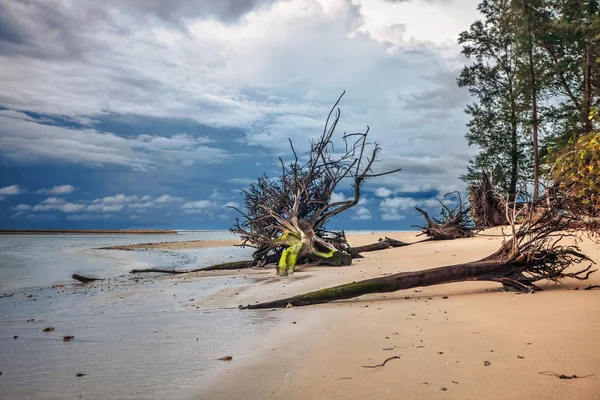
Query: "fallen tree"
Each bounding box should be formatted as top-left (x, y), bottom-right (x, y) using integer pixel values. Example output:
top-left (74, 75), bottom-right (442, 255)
top-left (245, 199), bottom-right (596, 308)
top-left (468, 171), bottom-right (510, 227)
top-left (231, 92), bottom-right (401, 276)
top-left (414, 192), bottom-right (478, 240)
top-left (350, 237), bottom-right (415, 257)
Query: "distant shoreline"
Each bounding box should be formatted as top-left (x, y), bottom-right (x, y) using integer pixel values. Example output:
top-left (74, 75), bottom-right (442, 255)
top-left (0, 229), bottom-right (178, 235)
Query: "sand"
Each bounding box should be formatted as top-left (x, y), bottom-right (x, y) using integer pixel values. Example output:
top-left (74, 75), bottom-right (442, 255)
top-left (187, 230), bottom-right (600, 400)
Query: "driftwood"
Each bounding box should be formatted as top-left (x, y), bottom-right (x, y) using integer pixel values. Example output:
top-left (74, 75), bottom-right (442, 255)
top-left (468, 171), bottom-right (509, 227)
top-left (72, 274), bottom-right (102, 283)
top-left (415, 192), bottom-right (478, 240)
top-left (130, 268), bottom-right (188, 274)
top-left (350, 237), bottom-right (414, 256)
top-left (231, 92), bottom-right (401, 276)
top-left (130, 260), bottom-right (260, 274)
top-left (245, 201), bottom-right (596, 309)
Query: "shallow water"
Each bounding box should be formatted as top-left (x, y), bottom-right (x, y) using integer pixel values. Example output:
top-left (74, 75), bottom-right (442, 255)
top-left (0, 231), bottom-right (243, 292)
top-left (0, 276), bottom-right (279, 399)
top-left (0, 231), bottom-right (274, 399)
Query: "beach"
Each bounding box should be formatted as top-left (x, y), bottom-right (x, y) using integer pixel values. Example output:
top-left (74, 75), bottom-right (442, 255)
top-left (197, 230), bottom-right (600, 399)
top-left (1, 230), bottom-right (599, 399)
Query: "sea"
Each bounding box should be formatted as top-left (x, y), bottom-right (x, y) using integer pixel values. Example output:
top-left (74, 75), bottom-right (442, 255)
top-left (0, 231), bottom-right (273, 400)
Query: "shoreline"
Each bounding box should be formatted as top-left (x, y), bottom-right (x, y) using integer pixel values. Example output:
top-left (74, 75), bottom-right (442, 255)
top-left (0, 229), bottom-right (178, 235)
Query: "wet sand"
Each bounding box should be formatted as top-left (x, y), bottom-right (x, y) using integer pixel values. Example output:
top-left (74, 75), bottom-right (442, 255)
top-left (197, 230), bottom-right (600, 400)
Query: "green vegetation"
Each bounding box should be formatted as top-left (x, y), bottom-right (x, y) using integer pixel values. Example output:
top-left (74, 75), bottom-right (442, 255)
top-left (459, 0), bottom-right (599, 201)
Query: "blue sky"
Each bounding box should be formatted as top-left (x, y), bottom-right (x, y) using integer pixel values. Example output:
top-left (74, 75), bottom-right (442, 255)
top-left (0, 0), bottom-right (480, 230)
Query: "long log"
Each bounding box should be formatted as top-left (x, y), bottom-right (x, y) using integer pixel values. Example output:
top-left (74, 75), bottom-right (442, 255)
top-left (350, 237), bottom-right (416, 256)
top-left (245, 256), bottom-right (595, 309)
top-left (129, 268), bottom-right (187, 274)
top-left (245, 260), bottom-right (504, 308)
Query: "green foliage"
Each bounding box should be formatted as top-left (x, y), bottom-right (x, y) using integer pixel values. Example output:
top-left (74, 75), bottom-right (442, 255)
top-left (458, 0), bottom-right (533, 199)
top-left (552, 129), bottom-right (600, 213)
top-left (459, 0), bottom-right (600, 198)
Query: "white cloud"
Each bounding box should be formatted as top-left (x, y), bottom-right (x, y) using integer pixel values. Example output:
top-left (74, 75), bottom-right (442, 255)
top-left (13, 204), bottom-right (32, 211)
top-left (224, 201), bottom-right (239, 208)
top-left (380, 197), bottom-right (419, 211)
top-left (352, 206), bottom-right (372, 220)
top-left (92, 194), bottom-right (138, 204)
top-left (330, 192), bottom-right (349, 203)
top-left (42, 197), bottom-right (66, 204)
top-left (374, 187), bottom-right (393, 197)
top-left (155, 194), bottom-right (182, 203)
top-left (32, 202), bottom-right (86, 213)
top-left (182, 200), bottom-right (216, 210)
top-left (86, 204), bottom-right (124, 213)
top-left (0, 185), bottom-right (21, 195)
top-left (379, 194), bottom-right (457, 221)
top-left (37, 185), bottom-right (76, 194)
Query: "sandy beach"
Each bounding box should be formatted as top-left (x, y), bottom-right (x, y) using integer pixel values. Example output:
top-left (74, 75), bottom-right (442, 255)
top-left (187, 230), bottom-right (600, 400)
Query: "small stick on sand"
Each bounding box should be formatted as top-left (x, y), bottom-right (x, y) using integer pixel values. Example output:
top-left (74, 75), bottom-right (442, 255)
top-left (362, 355), bottom-right (401, 368)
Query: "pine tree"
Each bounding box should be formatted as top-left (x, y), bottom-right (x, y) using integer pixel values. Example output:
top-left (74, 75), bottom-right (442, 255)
top-left (458, 0), bottom-right (533, 201)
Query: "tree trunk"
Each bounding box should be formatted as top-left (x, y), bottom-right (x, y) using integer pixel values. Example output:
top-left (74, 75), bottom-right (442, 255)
top-left (524, 0), bottom-right (539, 202)
top-left (350, 237), bottom-right (414, 256)
top-left (245, 259), bottom-right (526, 309)
top-left (509, 98), bottom-right (519, 203)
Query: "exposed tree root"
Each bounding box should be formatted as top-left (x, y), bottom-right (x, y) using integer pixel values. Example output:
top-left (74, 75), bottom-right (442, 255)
top-left (415, 192), bottom-right (478, 240)
top-left (244, 204), bottom-right (597, 308)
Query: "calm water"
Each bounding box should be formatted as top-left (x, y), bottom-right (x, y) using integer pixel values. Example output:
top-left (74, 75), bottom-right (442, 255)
top-left (0, 231), bottom-right (275, 400)
top-left (0, 231), bottom-right (246, 292)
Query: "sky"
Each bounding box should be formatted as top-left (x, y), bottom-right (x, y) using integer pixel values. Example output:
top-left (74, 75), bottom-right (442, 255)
top-left (0, 0), bottom-right (482, 231)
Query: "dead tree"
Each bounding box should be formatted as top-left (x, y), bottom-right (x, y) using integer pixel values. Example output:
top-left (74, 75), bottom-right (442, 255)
top-left (231, 92), bottom-right (401, 276)
top-left (414, 192), bottom-right (478, 240)
top-left (469, 171), bottom-right (509, 227)
top-left (245, 198), bottom-right (596, 308)
top-left (350, 237), bottom-right (414, 257)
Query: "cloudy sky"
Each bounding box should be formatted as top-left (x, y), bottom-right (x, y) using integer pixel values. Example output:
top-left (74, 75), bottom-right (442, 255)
top-left (0, 0), bottom-right (481, 230)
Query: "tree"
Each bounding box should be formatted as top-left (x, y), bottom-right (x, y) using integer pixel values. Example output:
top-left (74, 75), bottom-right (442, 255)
top-left (458, 0), bottom-right (533, 201)
top-left (231, 93), bottom-right (401, 277)
top-left (535, 0), bottom-right (600, 147)
top-left (515, 0), bottom-right (545, 201)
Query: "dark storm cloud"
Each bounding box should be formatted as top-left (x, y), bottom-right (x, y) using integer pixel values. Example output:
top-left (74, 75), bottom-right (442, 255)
top-left (0, 0), bottom-right (277, 58)
top-left (0, 0), bottom-right (107, 58)
top-left (118, 0), bottom-right (279, 24)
